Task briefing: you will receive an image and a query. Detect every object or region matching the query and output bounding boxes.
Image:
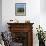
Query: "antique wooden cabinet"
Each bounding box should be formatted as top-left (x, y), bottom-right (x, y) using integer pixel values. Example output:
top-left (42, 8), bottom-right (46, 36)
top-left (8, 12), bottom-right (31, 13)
top-left (7, 23), bottom-right (34, 46)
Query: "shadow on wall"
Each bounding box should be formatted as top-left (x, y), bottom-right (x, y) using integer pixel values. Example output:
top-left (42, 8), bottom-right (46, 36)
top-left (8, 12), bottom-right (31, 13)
top-left (0, 0), bottom-right (2, 32)
top-left (40, 0), bottom-right (46, 13)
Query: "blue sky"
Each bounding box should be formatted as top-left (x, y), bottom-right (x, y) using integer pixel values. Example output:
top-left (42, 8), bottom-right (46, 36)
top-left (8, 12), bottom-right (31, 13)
top-left (16, 3), bottom-right (26, 8)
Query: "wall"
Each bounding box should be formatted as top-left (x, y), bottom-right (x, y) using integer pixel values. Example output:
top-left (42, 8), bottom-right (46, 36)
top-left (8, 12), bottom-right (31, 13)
top-left (0, 0), bottom-right (2, 32)
top-left (40, 0), bottom-right (46, 32)
top-left (40, 0), bottom-right (46, 13)
top-left (2, 0), bottom-right (46, 46)
top-left (2, 0), bottom-right (40, 31)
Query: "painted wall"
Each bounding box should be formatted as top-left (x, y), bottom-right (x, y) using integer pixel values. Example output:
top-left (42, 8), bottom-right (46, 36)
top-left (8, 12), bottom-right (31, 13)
top-left (2, 0), bottom-right (46, 46)
top-left (0, 0), bottom-right (2, 32)
top-left (2, 0), bottom-right (40, 31)
top-left (40, 0), bottom-right (46, 31)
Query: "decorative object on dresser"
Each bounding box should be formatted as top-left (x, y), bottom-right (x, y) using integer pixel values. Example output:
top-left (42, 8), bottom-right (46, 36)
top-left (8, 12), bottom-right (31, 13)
top-left (25, 20), bottom-right (30, 23)
top-left (7, 23), bottom-right (34, 46)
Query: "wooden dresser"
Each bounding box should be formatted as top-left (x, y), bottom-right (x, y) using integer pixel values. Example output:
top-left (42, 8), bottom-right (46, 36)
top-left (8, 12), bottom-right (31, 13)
top-left (7, 23), bottom-right (34, 46)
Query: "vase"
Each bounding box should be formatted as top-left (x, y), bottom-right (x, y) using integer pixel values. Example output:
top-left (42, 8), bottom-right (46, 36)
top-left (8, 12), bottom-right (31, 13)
top-left (39, 40), bottom-right (45, 46)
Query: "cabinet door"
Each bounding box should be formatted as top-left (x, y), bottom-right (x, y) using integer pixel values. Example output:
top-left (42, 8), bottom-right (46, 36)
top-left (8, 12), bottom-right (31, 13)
top-left (11, 32), bottom-right (28, 46)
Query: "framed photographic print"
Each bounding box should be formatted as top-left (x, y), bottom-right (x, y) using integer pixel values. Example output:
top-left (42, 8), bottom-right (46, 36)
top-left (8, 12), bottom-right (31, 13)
top-left (15, 3), bottom-right (26, 16)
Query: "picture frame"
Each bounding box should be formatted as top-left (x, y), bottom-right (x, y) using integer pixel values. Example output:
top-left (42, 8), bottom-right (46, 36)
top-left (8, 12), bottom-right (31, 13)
top-left (15, 3), bottom-right (26, 16)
